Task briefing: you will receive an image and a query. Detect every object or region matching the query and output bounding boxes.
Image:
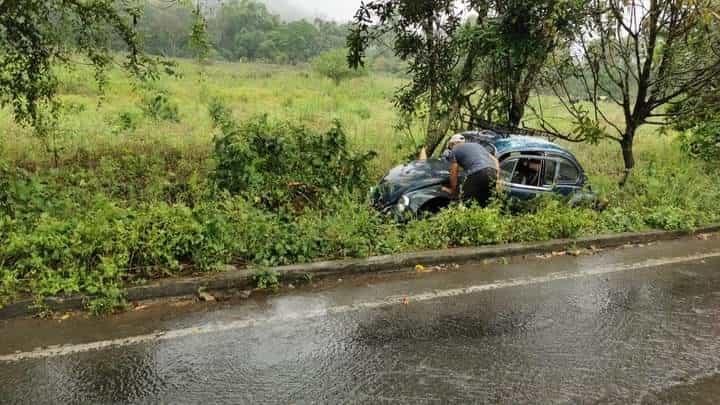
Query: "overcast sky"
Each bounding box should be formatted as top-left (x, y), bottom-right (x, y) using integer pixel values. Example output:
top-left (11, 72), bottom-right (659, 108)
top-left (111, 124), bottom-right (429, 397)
top-left (264, 0), bottom-right (363, 21)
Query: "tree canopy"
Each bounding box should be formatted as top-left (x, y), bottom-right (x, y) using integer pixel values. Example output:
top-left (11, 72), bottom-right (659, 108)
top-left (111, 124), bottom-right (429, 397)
top-left (0, 0), bottom-right (166, 125)
top-left (535, 0), bottom-right (720, 182)
top-left (132, 0), bottom-right (350, 64)
top-left (348, 0), bottom-right (586, 154)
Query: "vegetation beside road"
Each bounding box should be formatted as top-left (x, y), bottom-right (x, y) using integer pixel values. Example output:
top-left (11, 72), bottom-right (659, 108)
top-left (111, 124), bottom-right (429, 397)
top-left (1, 60), bottom-right (719, 313)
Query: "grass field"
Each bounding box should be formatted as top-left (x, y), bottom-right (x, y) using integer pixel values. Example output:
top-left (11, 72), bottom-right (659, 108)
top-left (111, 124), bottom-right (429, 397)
top-left (0, 60), bottom-right (407, 173)
top-left (0, 59), bottom-right (682, 181)
top-left (1, 59), bottom-right (718, 313)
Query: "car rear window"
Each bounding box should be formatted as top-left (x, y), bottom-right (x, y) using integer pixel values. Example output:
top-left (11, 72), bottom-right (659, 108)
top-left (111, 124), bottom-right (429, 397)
top-left (558, 160), bottom-right (580, 183)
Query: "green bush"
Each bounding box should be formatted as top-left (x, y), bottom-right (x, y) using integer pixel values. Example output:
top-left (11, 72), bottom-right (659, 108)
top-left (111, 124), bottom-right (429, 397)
top-left (296, 197), bottom-right (401, 259)
top-left (643, 206), bottom-right (696, 231)
top-left (210, 103), bottom-right (376, 210)
top-left (252, 268), bottom-right (280, 291)
top-left (311, 48), bottom-right (366, 86)
top-left (0, 198), bottom-right (132, 312)
top-left (128, 202), bottom-right (234, 274)
top-left (141, 90), bottom-right (180, 122)
top-left (111, 110), bottom-right (142, 133)
top-left (678, 120), bottom-right (720, 162)
top-left (508, 200), bottom-right (597, 242)
top-left (599, 207), bottom-right (646, 233)
top-left (402, 200), bottom-right (597, 249)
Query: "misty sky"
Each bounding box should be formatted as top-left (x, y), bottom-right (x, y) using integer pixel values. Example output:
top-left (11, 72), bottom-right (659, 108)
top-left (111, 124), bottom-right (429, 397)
top-left (264, 0), bottom-right (363, 21)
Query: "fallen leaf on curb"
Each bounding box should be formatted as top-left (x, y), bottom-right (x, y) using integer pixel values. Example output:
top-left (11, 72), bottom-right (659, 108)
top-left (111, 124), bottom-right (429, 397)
top-left (59, 313), bottom-right (70, 321)
top-left (415, 264), bottom-right (434, 273)
top-left (198, 291), bottom-right (216, 302)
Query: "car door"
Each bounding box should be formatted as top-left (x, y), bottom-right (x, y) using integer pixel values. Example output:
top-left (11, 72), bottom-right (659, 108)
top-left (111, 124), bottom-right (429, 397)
top-left (549, 156), bottom-right (583, 196)
top-left (499, 155), bottom-right (559, 200)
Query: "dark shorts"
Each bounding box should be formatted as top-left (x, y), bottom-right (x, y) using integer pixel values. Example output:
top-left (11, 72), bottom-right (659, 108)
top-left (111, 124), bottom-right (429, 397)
top-left (461, 168), bottom-right (498, 206)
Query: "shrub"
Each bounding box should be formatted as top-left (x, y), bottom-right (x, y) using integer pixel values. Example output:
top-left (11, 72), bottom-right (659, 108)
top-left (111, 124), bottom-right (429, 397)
top-left (252, 268), bottom-right (280, 291)
top-left (210, 104), bottom-right (376, 210)
top-left (0, 198), bottom-right (132, 312)
top-left (599, 207), bottom-right (646, 233)
top-left (127, 202), bottom-right (234, 274)
top-left (402, 205), bottom-right (508, 249)
top-left (111, 110), bottom-right (142, 133)
top-left (508, 199), bottom-right (597, 242)
top-left (678, 120), bottom-right (720, 162)
top-left (296, 197), bottom-right (401, 259)
top-left (0, 268), bottom-right (19, 308)
top-left (311, 48), bottom-right (366, 85)
top-left (141, 90), bottom-right (180, 122)
top-left (643, 206), bottom-right (696, 231)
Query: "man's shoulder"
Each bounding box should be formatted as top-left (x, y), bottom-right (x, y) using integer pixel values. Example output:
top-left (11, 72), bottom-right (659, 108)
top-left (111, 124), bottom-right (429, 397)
top-left (456, 142), bottom-right (486, 154)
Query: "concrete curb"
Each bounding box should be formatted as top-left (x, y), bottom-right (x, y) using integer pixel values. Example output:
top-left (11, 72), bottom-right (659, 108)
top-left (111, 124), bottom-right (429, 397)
top-left (2, 225), bottom-right (719, 320)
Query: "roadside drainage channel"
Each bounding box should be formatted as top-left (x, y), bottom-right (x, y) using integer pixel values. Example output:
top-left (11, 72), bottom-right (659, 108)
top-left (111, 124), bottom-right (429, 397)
top-left (1, 225), bottom-right (719, 320)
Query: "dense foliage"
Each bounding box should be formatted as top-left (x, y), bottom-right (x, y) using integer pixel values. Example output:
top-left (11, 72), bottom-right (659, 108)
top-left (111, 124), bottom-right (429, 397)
top-left (348, 0), bottom-right (586, 153)
top-left (136, 0), bottom-right (349, 64)
top-left (0, 0), bottom-right (169, 126)
top-left (312, 49), bottom-right (367, 85)
top-left (535, 0), bottom-right (720, 180)
top-left (209, 100), bottom-right (377, 210)
top-left (670, 76), bottom-right (720, 162)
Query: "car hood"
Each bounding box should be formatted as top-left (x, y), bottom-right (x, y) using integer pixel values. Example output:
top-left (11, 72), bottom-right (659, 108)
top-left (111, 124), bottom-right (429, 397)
top-left (373, 159), bottom-right (450, 208)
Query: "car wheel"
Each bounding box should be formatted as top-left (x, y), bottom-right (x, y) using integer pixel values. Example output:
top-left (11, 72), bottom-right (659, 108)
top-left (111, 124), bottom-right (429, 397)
top-left (419, 198), bottom-right (451, 216)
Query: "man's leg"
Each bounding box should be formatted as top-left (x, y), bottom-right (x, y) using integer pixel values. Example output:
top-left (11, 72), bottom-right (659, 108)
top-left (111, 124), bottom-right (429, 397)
top-left (461, 169), bottom-right (497, 206)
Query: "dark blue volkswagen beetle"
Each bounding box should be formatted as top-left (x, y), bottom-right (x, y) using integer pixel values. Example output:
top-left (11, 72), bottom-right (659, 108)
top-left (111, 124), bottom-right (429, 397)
top-left (371, 130), bottom-right (597, 217)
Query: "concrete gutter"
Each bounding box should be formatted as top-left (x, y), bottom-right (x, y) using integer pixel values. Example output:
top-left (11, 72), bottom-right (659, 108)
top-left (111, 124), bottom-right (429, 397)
top-left (2, 225), bottom-right (719, 320)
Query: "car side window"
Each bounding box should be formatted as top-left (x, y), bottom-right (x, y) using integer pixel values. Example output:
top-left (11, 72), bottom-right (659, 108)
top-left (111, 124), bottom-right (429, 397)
top-left (510, 157), bottom-right (543, 187)
top-left (542, 160), bottom-right (558, 187)
top-left (499, 159), bottom-right (517, 183)
top-left (557, 159), bottom-right (580, 183)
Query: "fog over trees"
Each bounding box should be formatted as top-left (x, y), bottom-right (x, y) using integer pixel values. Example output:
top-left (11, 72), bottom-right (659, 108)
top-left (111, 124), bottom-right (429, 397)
top-left (203, 0), bottom-right (362, 21)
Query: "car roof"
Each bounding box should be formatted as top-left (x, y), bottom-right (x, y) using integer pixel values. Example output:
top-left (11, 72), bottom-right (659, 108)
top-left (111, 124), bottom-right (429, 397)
top-left (461, 131), bottom-right (579, 163)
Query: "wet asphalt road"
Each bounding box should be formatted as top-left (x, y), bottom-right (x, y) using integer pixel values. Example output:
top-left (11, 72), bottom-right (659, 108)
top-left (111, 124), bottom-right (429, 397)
top-left (2, 237), bottom-right (720, 404)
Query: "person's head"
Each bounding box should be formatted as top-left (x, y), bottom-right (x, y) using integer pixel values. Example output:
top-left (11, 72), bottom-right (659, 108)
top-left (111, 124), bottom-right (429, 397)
top-left (447, 134), bottom-right (466, 150)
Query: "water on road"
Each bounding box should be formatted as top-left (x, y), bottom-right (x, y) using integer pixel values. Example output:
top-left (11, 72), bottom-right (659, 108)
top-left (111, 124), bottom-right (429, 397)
top-left (2, 237), bottom-right (720, 404)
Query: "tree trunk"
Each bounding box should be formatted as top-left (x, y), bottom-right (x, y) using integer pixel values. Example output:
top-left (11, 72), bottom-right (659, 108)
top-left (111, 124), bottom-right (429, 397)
top-left (423, 14), bottom-right (443, 156)
top-left (425, 87), bottom-right (444, 154)
top-left (508, 100), bottom-right (525, 128)
top-left (619, 133), bottom-right (635, 187)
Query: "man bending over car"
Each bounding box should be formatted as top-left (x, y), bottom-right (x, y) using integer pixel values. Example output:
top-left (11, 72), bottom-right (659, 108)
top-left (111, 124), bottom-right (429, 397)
top-left (442, 134), bottom-right (500, 206)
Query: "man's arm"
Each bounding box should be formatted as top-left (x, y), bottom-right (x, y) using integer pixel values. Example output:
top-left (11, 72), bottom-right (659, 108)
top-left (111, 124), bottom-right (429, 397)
top-left (492, 156), bottom-right (502, 192)
top-left (443, 160), bottom-right (460, 197)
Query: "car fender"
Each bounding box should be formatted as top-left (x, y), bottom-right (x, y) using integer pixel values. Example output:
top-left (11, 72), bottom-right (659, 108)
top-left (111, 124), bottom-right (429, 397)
top-left (405, 185), bottom-right (451, 213)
